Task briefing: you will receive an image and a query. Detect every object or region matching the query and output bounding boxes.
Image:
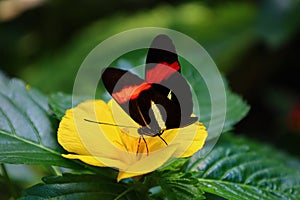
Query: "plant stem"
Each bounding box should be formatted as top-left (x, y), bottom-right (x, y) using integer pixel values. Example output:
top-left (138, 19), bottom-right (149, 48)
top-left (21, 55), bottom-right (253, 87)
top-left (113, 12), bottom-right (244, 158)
top-left (47, 166), bottom-right (62, 176)
top-left (114, 187), bottom-right (134, 200)
top-left (1, 164), bottom-right (18, 199)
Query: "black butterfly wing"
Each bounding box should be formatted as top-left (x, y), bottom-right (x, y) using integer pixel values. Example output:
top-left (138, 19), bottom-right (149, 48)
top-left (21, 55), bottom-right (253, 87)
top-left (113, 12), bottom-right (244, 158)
top-left (101, 35), bottom-right (197, 130)
top-left (101, 68), bottom-right (153, 127)
top-left (145, 34), bottom-right (181, 84)
top-left (145, 34), bottom-right (197, 127)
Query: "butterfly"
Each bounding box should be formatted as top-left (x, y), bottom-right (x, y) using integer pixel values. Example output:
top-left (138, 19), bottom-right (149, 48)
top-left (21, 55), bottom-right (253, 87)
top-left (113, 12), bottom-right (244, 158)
top-left (88, 34), bottom-right (197, 154)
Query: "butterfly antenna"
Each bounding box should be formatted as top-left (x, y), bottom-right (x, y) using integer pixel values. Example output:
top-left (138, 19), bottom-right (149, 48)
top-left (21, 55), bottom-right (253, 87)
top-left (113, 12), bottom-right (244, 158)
top-left (84, 119), bottom-right (138, 129)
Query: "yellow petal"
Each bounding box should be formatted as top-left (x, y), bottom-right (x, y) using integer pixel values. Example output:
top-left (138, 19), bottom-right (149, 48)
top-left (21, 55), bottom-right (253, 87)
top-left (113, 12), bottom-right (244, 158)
top-left (108, 100), bottom-right (207, 156)
top-left (133, 122), bottom-right (207, 157)
top-left (62, 154), bottom-right (106, 167)
top-left (117, 171), bottom-right (143, 182)
top-left (117, 144), bottom-right (179, 181)
top-left (58, 99), bottom-right (207, 180)
top-left (108, 99), bottom-right (140, 138)
top-left (58, 100), bottom-right (127, 166)
top-left (58, 108), bottom-right (90, 155)
top-left (172, 122), bottom-right (207, 157)
top-left (62, 154), bottom-right (135, 170)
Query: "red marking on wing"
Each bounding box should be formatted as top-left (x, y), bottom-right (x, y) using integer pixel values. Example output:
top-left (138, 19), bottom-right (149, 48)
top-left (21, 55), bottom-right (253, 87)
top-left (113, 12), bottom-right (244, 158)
top-left (112, 82), bottom-right (151, 104)
top-left (146, 62), bottom-right (180, 83)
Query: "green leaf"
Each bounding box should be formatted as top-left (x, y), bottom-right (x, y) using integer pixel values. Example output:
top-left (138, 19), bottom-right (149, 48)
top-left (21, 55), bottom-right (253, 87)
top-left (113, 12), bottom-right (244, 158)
top-left (146, 171), bottom-right (205, 200)
top-left (49, 92), bottom-right (89, 120)
top-left (183, 63), bottom-right (250, 140)
top-left (187, 133), bottom-right (300, 200)
top-left (21, 173), bottom-right (139, 200)
top-left (157, 172), bottom-right (205, 200)
top-left (0, 73), bottom-right (75, 167)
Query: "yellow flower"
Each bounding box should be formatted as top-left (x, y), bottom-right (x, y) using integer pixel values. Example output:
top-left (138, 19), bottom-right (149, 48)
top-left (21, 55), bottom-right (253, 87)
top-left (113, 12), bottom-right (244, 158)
top-left (58, 100), bottom-right (207, 181)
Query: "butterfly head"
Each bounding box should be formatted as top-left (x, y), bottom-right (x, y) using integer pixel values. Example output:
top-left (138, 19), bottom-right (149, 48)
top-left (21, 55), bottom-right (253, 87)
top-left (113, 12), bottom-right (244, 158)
top-left (137, 126), bottom-right (165, 137)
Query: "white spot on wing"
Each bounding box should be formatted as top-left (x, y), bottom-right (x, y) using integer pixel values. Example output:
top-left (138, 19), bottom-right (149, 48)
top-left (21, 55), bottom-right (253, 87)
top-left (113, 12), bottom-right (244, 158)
top-left (151, 101), bottom-right (166, 130)
top-left (167, 90), bottom-right (172, 100)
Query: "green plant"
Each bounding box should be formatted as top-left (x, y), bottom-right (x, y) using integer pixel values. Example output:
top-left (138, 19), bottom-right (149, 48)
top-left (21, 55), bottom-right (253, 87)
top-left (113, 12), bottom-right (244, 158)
top-left (1, 65), bottom-right (299, 199)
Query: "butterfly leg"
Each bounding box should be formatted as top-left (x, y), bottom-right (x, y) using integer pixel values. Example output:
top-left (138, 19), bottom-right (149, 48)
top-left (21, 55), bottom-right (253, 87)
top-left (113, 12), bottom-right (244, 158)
top-left (136, 136), bottom-right (142, 155)
top-left (142, 135), bottom-right (149, 155)
top-left (158, 134), bottom-right (168, 146)
top-left (136, 135), bottom-right (149, 155)
top-left (157, 130), bottom-right (168, 146)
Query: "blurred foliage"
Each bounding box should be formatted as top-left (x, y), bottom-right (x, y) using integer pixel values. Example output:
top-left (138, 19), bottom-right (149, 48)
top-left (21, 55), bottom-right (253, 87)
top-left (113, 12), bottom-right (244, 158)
top-left (1, 1), bottom-right (300, 93)
top-left (0, 0), bottom-right (184, 71)
top-left (258, 0), bottom-right (300, 46)
top-left (2, 1), bottom-right (257, 93)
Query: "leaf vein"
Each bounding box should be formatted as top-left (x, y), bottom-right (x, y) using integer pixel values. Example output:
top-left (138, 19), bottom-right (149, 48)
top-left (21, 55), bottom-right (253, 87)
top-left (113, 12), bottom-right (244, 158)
top-left (0, 107), bottom-right (16, 136)
top-left (0, 92), bottom-right (42, 144)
